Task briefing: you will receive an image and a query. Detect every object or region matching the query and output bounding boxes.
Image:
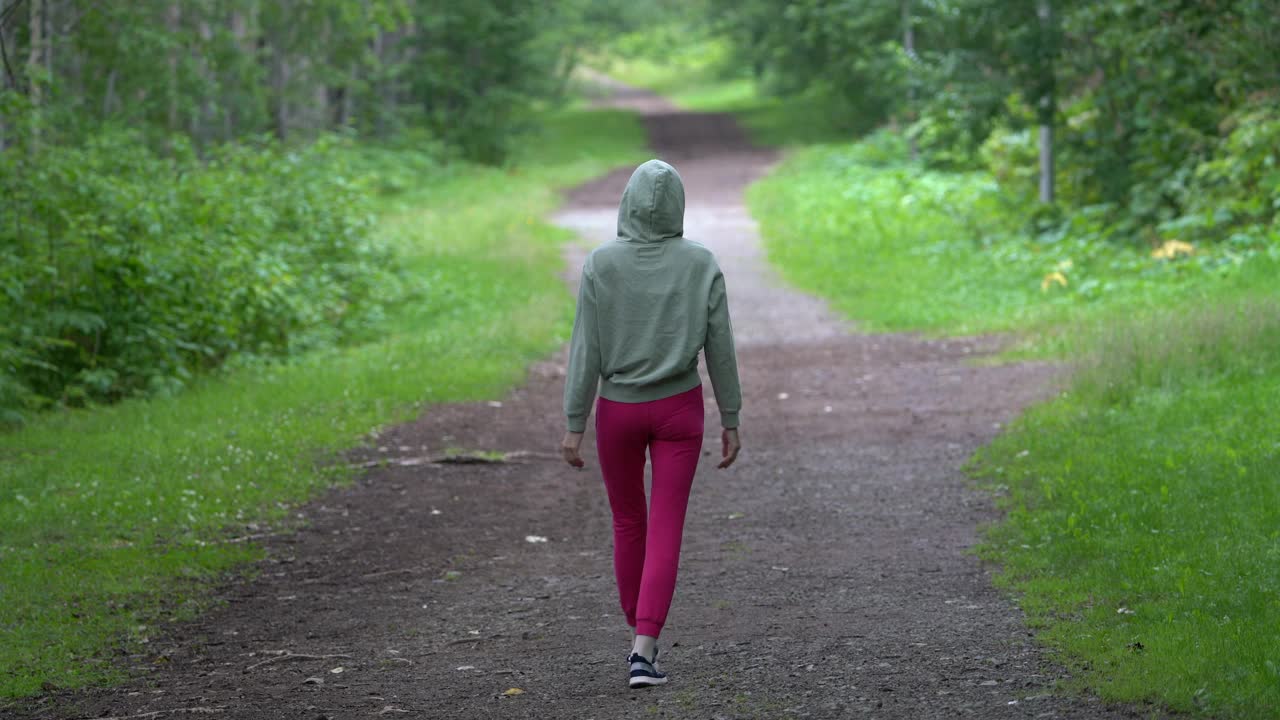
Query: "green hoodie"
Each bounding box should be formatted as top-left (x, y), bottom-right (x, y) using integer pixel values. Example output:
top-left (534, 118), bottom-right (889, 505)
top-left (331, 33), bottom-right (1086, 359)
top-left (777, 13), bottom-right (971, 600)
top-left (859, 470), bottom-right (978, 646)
top-left (564, 159), bottom-right (741, 433)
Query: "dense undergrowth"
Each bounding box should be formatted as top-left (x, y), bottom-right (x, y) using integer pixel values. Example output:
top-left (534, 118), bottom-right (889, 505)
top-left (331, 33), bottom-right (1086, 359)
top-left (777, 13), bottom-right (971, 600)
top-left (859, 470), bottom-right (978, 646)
top-left (1, 130), bottom-right (406, 423)
top-left (0, 107), bottom-right (647, 700)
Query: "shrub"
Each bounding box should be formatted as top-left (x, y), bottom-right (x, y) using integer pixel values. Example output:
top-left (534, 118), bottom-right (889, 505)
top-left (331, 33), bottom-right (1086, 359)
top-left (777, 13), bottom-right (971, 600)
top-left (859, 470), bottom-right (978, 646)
top-left (0, 131), bottom-right (404, 423)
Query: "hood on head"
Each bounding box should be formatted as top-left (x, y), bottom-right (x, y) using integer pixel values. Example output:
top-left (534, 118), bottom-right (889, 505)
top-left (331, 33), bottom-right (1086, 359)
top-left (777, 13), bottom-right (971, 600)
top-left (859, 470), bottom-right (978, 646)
top-left (617, 159), bottom-right (685, 243)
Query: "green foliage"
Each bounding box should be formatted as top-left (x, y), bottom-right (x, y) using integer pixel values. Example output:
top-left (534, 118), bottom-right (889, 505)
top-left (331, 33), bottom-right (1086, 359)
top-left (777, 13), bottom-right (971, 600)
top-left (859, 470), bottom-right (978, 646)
top-left (971, 294), bottom-right (1280, 717)
top-left (706, 0), bottom-right (1280, 246)
top-left (0, 129), bottom-right (403, 422)
top-left (1168, 98), bottom-right (1280, 248)
top-left (0, 106), bottom-right (647, 700)
top-left (409, 2), bottom-right (572, 162)
top-left (1, 0), bottom-right (603, 160)
top-left (748, 134), bottom-right (1278, 338)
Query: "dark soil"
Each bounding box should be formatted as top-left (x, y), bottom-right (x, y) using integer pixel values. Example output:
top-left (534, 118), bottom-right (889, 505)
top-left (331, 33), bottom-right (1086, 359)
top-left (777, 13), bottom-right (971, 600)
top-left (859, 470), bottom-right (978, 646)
top-left (7, 82), bottom-right (1165, 720)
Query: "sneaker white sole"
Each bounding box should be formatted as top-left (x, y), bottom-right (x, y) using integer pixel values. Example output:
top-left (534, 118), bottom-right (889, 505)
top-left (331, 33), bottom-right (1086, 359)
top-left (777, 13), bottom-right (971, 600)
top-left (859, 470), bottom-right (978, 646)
top-left (629, 675), bottom-right (668, 689)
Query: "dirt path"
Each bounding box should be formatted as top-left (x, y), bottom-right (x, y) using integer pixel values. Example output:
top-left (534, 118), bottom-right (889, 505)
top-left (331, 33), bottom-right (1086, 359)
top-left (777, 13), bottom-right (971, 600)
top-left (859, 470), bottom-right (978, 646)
top-left (13, 85), bottom-right (1158, 720)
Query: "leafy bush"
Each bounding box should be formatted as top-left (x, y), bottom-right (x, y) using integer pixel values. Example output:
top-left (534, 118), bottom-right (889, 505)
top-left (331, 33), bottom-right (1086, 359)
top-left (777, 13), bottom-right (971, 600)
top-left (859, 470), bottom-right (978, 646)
top-left (1162, 98), bottom-right (1280, 250)
top-left (0, 131), bottom-right (404, 422)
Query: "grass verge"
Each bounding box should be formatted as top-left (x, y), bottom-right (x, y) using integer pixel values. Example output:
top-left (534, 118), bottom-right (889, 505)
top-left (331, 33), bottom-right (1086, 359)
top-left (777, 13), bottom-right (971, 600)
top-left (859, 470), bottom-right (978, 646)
top-left (746, 132), bottom-right (1278, 347)
top-left (0, 107), bottom-right (646, 700)
top-left (970, 299), bottom-right (1280, 717)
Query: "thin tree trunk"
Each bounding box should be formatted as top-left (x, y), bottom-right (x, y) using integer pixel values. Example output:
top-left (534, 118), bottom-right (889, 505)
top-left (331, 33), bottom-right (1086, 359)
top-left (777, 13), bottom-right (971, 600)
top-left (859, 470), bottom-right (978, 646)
top-left (1037, 0), bottom-right (1056, 203)
top-left (1039, 122), bottom-right (1054, 203)
top-left (27, 0), bottom-right (43, 147)
top-left (268, 19), bottom-right (289, 140)
top-left (102, 68), bottom-right (117, 118)
top-left (229, 8), bottom-right (247, 138)
top-left (195, 18), bottom-right (214, 145)
top-left (902, 0), bottom-right (917, 161)
top-left (166, 2), bottom-right (180, 133)
top-left (372, 29), bottom-right (386, 136)
top-left (0, 10), bottom-right (14, 149)
top-left (271, 55), bottom-right (289, 140)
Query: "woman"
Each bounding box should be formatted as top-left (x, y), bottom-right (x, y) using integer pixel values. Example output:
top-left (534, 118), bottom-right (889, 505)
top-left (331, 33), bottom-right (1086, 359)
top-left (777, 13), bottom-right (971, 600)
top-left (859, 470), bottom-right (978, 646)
top-left (560, 159), bottom-right (742, 689)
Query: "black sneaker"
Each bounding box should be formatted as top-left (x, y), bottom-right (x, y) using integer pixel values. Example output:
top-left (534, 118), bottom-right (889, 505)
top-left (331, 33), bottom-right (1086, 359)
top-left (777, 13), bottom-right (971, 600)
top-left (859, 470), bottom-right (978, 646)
top-left (627, 647), bottom-right (667, 689)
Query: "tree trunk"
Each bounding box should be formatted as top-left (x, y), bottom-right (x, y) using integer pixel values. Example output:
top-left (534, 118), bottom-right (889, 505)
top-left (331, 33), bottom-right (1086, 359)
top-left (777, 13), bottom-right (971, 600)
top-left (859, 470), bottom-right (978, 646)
top-left (27, 0), bottom-right (43, 146)
top-left (195, 18), bottom-right (214, 145)
top-left (372, 29), bottom-right (386, 136)
top-left (1037, 0), bottom-right (1056, 203)
top-left (271, 54), bottom-right (289, 140)
top-left (102, 68), bottom-right (117, 119)
top-left (166, 2), bottom-right (181, 133)
top-left (229, 8), bottom-right (247, 138)
top-left (1039, 122), bottom-right (1055, 203)
top-left (0, 10), bottom-right (14, 149)
top-left (268, 19), bottom-right (289, 141)
top-left (902, 0), bottom-right (917, 161)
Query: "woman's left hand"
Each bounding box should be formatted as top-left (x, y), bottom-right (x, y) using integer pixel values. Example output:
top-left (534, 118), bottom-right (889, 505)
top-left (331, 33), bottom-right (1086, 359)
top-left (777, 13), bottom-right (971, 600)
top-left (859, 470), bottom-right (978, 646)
top-left (561, 431), bottom-right (586, 468)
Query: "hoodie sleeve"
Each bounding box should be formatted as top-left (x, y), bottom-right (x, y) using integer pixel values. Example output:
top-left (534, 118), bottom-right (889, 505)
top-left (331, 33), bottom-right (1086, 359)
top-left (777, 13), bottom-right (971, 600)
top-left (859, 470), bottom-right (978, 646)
top-left (564, 260), bottom-right (602, 433)
top-left (705, 264), bottom-right (742, 428)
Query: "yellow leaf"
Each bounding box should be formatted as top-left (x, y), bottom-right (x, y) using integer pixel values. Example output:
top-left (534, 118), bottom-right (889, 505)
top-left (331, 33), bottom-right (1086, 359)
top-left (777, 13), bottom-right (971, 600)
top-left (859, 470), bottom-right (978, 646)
top-left (1152, 239), bottom-right (1195, 260)
top-left (1040, 271), bottom-right (1068, 292)
top-left (502, 688), bottom-right (524, 696)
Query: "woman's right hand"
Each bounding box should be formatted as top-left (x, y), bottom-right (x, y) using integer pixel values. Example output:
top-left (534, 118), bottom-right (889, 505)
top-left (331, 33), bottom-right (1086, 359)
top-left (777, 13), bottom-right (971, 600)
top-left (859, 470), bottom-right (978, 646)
top-left (718, 428), bottom-right (740, 469)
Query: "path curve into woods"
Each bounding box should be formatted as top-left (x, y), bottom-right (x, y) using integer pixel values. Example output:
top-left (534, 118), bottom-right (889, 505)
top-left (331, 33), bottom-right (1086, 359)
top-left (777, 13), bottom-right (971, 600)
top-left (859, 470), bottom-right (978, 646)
top-left (14, 82), bottom-right (1160, 720)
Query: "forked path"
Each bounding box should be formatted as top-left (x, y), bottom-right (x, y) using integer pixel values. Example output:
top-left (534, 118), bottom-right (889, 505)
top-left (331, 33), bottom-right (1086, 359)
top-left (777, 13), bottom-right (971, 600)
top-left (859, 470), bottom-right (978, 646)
top-left (15, 86), bottom-right (1154, 719)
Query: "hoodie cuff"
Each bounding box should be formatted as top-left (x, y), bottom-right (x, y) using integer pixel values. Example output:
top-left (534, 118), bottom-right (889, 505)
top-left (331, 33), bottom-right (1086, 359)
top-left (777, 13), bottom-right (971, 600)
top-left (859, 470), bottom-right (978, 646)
top-left (719, 411), bottom-right (739, 429)
top-left (567, 415), bottom-right (587, 433)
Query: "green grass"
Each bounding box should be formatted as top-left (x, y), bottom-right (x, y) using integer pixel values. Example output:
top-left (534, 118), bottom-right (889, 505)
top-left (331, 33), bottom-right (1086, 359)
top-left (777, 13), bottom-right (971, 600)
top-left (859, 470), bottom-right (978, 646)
top-left (747, 132), bottom-right (1279, 346)
top-left (970, 299), bottom-right (1280, 717)
top-left (0, 107), bottom-right (646, 700)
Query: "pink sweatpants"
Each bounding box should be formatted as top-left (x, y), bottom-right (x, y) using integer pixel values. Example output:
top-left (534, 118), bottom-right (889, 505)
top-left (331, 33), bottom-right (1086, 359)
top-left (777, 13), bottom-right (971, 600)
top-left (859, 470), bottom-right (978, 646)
top-left (594, 384), bottom-right (705, 638)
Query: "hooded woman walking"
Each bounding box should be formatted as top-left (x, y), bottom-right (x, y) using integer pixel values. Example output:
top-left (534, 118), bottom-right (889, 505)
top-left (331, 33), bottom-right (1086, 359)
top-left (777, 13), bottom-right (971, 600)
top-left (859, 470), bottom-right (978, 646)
top-left (561, 159), bottom-right (742, 689)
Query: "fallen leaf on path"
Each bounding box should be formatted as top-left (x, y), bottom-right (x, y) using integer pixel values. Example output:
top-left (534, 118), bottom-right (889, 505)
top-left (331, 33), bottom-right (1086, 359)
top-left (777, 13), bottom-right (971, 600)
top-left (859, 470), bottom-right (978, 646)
top-left (727, 512), bottom-right (745, 520)
top-left (525, 535), bottom-right (548, 543)
top-left (302, 677), bottom-right (323, 685)
top-left (502, 688), bottom-right (524, 696)
top-left (777, 392), bottom-right (789, 400)
top-left (330, 666), bottom-right (344, 674)
top-left (456, 665), bottom-right (476, 671)
top-left (487, 401), bottom-right (503, 408)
